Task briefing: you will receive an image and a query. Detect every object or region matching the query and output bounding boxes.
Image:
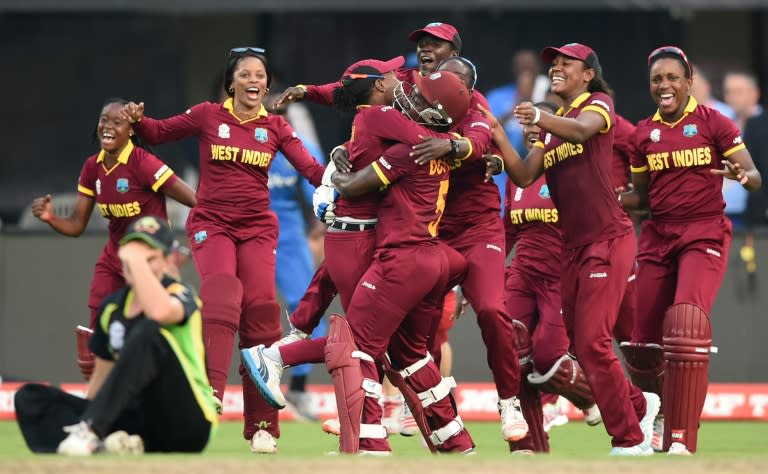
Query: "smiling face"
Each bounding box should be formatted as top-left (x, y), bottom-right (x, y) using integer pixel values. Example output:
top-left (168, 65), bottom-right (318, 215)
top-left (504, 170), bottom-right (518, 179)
top-left (97, 102), bottom-right (133, 153)
top-left (416, 35), bottom-right (457, 75)
top-left (231, 56), bottom-right (269, 111)
top-left (649, 57), bottom-right (692, 121)
top-left (548, 54), bottom-right (593, 101)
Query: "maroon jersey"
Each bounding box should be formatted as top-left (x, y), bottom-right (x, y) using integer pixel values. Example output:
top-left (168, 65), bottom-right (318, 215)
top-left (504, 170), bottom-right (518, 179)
top-left (441, 104), bottom-right (496, 238)
top-left (77, 141), bottom-right (177, 252)
top-left (612, 114), bottom-right (636, 189)
top-left (371, 143), bottom-right (450, 248)
top-left (334, 105), bottom-right (452, 220)
top-left (504, 176), bottom-right (563, 281)
top-left (533, 92), bottom-right (632, 249)
top-left (134, 99), bottom-right (325, 213)
top-left (630, 97), bottom-right (745, 222)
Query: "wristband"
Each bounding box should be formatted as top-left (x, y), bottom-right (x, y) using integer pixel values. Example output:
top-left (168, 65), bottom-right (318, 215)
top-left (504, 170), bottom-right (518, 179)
top-left (296, 84), bottom-right (308, 94)
top-left (492, 155), bottom-right (504, 175)
top-left (449, 139), bottom-right (460, 158)
top-left (531, 107), bottom-right (541, 125)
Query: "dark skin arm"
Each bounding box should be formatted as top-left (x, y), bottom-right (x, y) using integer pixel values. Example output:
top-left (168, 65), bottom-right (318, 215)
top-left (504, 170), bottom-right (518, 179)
top-left (330, 165), bottom-right (382, 199)
top-left (711, 148), bottom-right (762, 192)
top-left (515, 101), bottom-right (607, 144)
top-left (32, 194), bottom-right (95, 237)
top-left (478, 104), bottom-right (543, 188)
top-left (163, 178), bottom-right (197, 208)
top-left (619, 171), bottom-right (650, 211)
top-left (411, 136), bottom-right (471, 165)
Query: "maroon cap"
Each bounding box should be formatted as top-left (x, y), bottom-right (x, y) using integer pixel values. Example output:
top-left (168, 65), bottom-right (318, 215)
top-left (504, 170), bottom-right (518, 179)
top-left (413, 70), bottom-right (470, 125)
top-left (541, 43), bottom-right (600, 71)
top-left (342, 56), bottom-right (405, 79)
top-left (407, 22), bottom-right (462, 52)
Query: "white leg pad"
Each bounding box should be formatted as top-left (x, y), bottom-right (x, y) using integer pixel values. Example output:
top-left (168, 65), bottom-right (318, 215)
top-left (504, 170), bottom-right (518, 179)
top-left (429, 416), bottom-right (465, 446)
top-left (362, 378), bottom-right (382, 400)
top-left (399, 353), bottom-right (432, 377)
top-left (359, 423), bottom-right (388, 439)
top-left (418, 376), bottom-right (457, 408)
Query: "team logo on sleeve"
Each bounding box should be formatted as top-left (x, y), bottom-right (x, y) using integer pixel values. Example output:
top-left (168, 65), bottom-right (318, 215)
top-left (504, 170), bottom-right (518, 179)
top-left (734, 136), bottom-right (743, 144)
top-left (538, 184), bottom-right (551, 199)
top-left (683, 124), bottom-right (698, 138)
top-left (194, 230), bottom-right (208, 244)
top-left (95, 179), bottom-right (102, 195)
top-left (218, 124), bottom-right (230, 139)
top-left (109, 321), bottom-right (126, 351)
top-left (116, 178), bottom-right (129, 193)
top-left (254, 128), bottom-right (269, 143)
top-left (650, 129), bottom-right (661, 143)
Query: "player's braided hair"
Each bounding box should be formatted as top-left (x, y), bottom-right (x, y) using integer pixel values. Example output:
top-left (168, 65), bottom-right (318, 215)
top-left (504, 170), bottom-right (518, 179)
top-left (332, 65), bottom-right (381, 113)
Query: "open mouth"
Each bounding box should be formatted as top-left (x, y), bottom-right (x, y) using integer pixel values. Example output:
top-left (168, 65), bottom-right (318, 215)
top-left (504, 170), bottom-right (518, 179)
top-left (245, 86), bottom-right (261, 100)
top-left (101, 131), bottom-right (116, 146)
top-left (658, 93), bottom-right (675, 108)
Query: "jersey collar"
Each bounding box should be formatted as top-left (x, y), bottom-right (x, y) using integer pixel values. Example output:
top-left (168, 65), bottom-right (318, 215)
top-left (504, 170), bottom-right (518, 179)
top-left (96, 140), bottom-right (134, 164)
top-left (223, 98), bottom-right (268, 123)
top-left (652, 95), bottom-right (698, 127)
top-left (556, 92), bottom-right (591, 116)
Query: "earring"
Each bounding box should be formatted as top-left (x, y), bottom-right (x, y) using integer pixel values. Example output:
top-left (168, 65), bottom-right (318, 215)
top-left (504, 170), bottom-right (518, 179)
top-left (266, 88), bottom-right (270, 93)
top-left (228, 87), bottom-right (234, 94)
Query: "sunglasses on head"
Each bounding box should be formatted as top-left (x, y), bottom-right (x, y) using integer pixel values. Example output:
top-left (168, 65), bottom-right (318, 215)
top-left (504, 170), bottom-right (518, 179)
top-left (648, 46), bottom-right (691, 73)
top-left (340, 73), bottom-right (384, 87)
top-left (230, 47), bottom-right (266, 56)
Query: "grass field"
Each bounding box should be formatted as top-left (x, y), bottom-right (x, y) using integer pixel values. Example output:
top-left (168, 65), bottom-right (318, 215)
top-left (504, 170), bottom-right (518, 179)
top-left (1, 420), bottom-right (767, 473)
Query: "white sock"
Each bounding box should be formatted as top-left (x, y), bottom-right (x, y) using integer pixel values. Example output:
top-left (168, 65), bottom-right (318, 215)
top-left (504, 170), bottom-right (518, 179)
top-left (262, 345), bottom-right (284, 366)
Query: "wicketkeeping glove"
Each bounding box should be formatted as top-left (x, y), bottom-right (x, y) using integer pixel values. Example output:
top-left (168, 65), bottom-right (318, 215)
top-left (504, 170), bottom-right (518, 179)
top-left (313, 184), bottom-right (340, 224)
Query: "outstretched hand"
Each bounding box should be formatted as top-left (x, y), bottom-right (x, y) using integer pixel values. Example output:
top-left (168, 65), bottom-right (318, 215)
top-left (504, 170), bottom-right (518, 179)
top-left (514, 101), bottom-right (537, 126)
top-left (274, 87), bottom-right (307, 109)
top-left (121, 102), bottom-right (145, 124)
top-left (476, 104), bottom-right (499, 130)
top-left (31, 194), bottom-right (54, 222)
top-left (711, 159), bottom-right (749, 185)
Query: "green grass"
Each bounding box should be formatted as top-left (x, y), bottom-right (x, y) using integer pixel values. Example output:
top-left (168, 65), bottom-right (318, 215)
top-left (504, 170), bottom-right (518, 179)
top-left (1, 421), bottom-right (767, 474)
top-left (2, 420), bottom-right (767, 458)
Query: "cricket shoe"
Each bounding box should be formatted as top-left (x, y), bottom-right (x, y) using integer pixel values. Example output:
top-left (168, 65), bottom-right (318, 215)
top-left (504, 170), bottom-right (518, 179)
top-left (639, 392), bottom-right (661, 450)
top-left (57, 421), bottom-right (100, 456)
top-left (498, 396), bottom-right (529, 442)
top-left (322, 418), bottom-right (341, 436)
top-left (582, 403), bottom-right (603, 426)
top-left (249, 430), bottom-right (277, 454)
top-left (103, 431), bottom-right (144, 455)
top-left (399, 401), bottom-right (419, 437)
top-left (273, 326), bottom-right (309, 347)
top-left (240, 344), bottom-right (286, 409)
top-left (285, 390), bottom-right (317, 421)
top-left (667, 442), bottom-right (692, 456)
top-left (542, 399), bottom-right (569, 432)
top-left (652, 415), bottom-right (664, 452)
top-left (609, 444), bottom-right (653, 456)
top-left (381, 395), bottom-right (404, 434)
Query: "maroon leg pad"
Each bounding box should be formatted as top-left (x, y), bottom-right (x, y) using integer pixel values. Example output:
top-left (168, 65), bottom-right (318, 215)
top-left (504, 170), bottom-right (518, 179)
top-left (619, 342), bottom-right (665, 404)
top-left (381, 358), bottom-right (438, 454)
top-left (508, 320), bottom-right (549, 453)
top-left (528, 355), bottom-right (596, 411)
top-left (75, 325), bottom-right (95, 382)
top-left (324, 314), bottom-right (365, 454)
top-left (662, 303), bottom-right (711, 453)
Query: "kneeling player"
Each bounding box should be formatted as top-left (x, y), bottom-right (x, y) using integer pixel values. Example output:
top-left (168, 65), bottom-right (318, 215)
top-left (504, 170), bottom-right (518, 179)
top-left (14, 216), bottom-right (218, 455)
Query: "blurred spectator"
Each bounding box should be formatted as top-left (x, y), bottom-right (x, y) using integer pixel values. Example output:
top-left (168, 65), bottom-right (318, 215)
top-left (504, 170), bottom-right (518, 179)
top-left (486, 49), bottom-right (551, 210)
top-left (722, 71), bottom-right (761, 223)
top-left (691, 64), bottom-right (736, 120)
top-left (741, 99), bottom-right (768, 293)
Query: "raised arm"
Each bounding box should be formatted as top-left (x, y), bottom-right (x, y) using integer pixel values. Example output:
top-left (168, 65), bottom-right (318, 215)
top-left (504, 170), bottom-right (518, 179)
top-left (122, 101), bottom-right (203, 145)
top-left (515, 101), bottom-right (608, 144)
top-left (32, 193), bottom-right (95, 237)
